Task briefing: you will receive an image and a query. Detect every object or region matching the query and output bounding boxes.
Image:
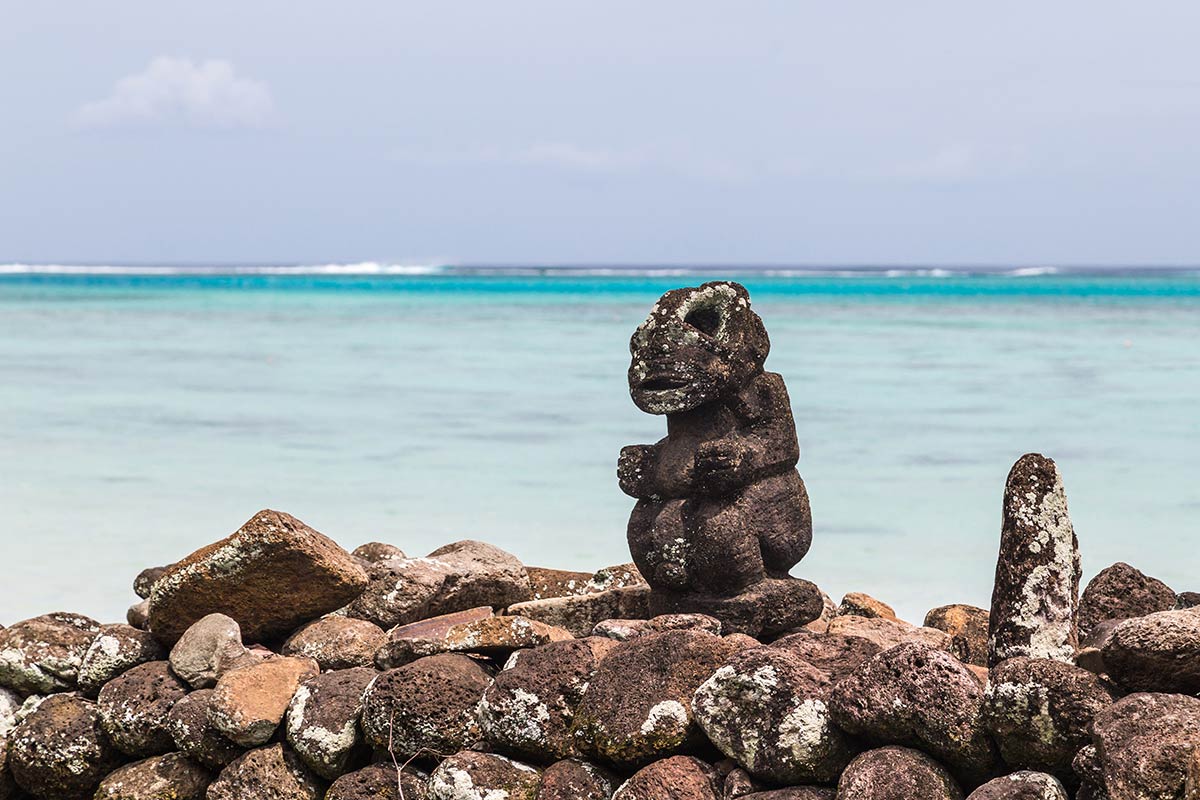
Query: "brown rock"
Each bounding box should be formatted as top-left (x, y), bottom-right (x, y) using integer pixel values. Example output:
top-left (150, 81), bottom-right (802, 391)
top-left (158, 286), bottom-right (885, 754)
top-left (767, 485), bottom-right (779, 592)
top-left (285, 666), bottom-right (376, 779)
top-left (425, 540), bottom-right (533, 614)
top-left (572, 629), bottom-right (740, 768)
top-left (588, 563), bottom-right (647, 592)
top-left (527, 567), bottom-right (598, 600)
top-left (611, 756), bottom-right (721, 800)
top-left (206, 743), bottom-right (322, 800)
top-left (829, 642), bottom-right (999, 786)
top-left (97, 660), bottom-right (189, 756)
top-left (925, 605), bottom-right (990, 667)
top-left (536, 758), bottom-right (618, 800)
top-left (825, 615), bottom-right (952, 653)
top-left (836, 746), bottom-right (964, 800)
top-left (0, 734), bottom-right (14, 800)
top-left (94, 752), bottom-right (212, 799)
top-left (127, 600), bottom-right (151, 630)
top-left (1177, 591), bottom-right (1200, 609)
top-left (360, 653), bottom-right (492, 758)
top-left (166, 689), bottom-right (244, 769)
top-left (168, 613), bottom-right (250, 690)
top-left (427, 751), bottom-right (541, 799)
top-left (7, 693), bottom-right (123, 799)
top-left (508, 586), bottom-right (651, 638)
top-left (0, 613), bottom-right (99, 694)
top-left (326, 762), bottom-right (428, 800)
top-left (742, 790), bottom-right (834, 800)
top-left (593, 613), bottom-right (723, 641)
top-left (444, 615), bottom-right (574, 658)
top-left (210, 656), bottom-right (319, 747)
top-left (133, 564), bottom-right (174, 599)
top-left (965, 772), bottom-right (1069, 799)
top-left (147, 509), bottom-right (369, 644)
top-left (1078, 562), bottom-right (1176, 639)
top-left (352, 542), bottom-right (407, 563)
top-left (1090, 692), bottom-right (1200, 799)
top-left (374, 607), bottom-right (494, 669)
top-left (346, 557), bottom-right (455, 629)
top-left (839, 592), bottom-right (897, 620)
top-left (479, 637), bottom-right (619, 761)
top-left (770, 629), bottom-right (884, 684)
top-left (77, 623), bottom-right (166, 695)
top-left (647, 577), bottom-right (825, 638)
top-left (988, 454), bottom-right (1080, 667)
top-left (282, 616), bottom-right (386, 670)
top-left (1100, 608), bottom-right (1200, 693)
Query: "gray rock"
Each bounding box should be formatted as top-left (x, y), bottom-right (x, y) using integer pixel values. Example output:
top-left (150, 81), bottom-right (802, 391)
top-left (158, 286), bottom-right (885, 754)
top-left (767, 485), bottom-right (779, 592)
top-left (282, 616), bottom-right (386, 670)
top-left (835, 746), bottom-right (964, 800)
top-left (285, 666), bottom-right (376, 780)
top-left (593, 613), bottom-right (722, 641)
top-left (988, 454), bottom-right (1080, 667)
top-left (424, 540), bottom-right (533, 614)
top-left (0, 613), bottom-right (99, 695)
top-left (1089, 692), bottom-right (1200, 800)
top-left (1100, 608), bottom-right (1200, 693)
top-left (508, 586), bottom-right (651, 638)
top-left (206, 743), bottom-right (322, 800)
top-left (351, 542), bottom-right (407, 563)
top-left (346, 557), bottom-right (455, 629)
top-left (1077, 562), bottom-right (1176, 639)
top-left (966, 771), bottom-right (1069, 799)
top-left (168, 613), bottom-right (249, 690)
top-left (77, 623), bottom-right (166, 695)
top-left (166, 688), bottom-right (244, 770)
top-left (427, 751), bottom-right (541, 800)
top-left (126, 600), bottom-right (150, 630)
top-left (94, 752), bottom-right (212, 800)
top-left (0, 687), bottom-right (20, 736)
top-left (7, 693), bottom-right (123, 800)
top-left (96, 660), bottom-right (188, 756)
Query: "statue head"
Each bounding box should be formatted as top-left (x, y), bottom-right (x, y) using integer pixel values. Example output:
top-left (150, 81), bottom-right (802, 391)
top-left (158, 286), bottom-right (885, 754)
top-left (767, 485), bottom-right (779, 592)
top-left (628, 281), bottom-right (770, 414)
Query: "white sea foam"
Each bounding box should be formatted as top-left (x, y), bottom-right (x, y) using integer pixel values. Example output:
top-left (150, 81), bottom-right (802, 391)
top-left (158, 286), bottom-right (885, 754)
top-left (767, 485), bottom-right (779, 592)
top-left (0, 261), bottom-right (447, 276)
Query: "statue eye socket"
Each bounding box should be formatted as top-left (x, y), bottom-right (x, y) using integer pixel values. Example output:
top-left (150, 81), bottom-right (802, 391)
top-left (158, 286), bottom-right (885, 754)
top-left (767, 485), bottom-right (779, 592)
top-left (683, 307), bottom-right (722, 337)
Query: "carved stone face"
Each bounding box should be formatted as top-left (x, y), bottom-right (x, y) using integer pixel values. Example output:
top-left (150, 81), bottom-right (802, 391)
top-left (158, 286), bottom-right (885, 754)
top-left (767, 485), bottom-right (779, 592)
top-left (628, 281), bottom-right (770, 414)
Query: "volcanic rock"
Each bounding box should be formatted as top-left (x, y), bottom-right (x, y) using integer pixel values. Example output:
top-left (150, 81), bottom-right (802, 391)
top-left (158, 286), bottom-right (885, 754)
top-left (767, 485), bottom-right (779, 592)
top-left (346, 557), bottom-right (456, 629)
top-left (97, 660), bottom-right (188, 756)
top-left (536, 758), bottom-right (619, 800)
top-left (206, 743), bottom-right (322, 800)
top-left (0, 687), bottom-right (18, 734)
top-left (770, 629), bottom-right (884, 683)
top-left (1078, 562), bottom-right (1176, 639)
top-left (374, 607), bottom-right (493, 669)
top-left (594, 613), bottom-right (723, 641)
top-left (7, 693), bottom-right (123, 799)
top-left (611, 756), bottom-right (721, 800)
top-left (836, 746), bottom-right (964, 800)
top-left (77, 623), bottom-right (167, 695)
top-left (133, 565), bottom-right (173, 599)
top-left (166, 689), bottom-right (244, 769)
top-left (509, 586), bottom-right (652, 638)
top-left (966, 771), bottom-right (1069, 799)
top-left (426, 540), bottom-right (532, 613)
top-left (925, 605), bottom-right (990, 667)
top-left (352, 542), bottom-right (407, 563)
top-left (210, 655), bottom-right (319, 747)
top-left (825, 615), bottom-right (952, 652)
top-left (839, 593), bottom-right (897, 620)
top-left (527, 567), bottom-right (598, 600)
top-left (94, 752), bottom-right (212, 800)
top-left (326, 762), bottom-right (429, 800)
top-left (285, 666), bottom-right (376, 779)
top-left (0, 612), bottom-right (99, 694)
top-left (1100, 608), bottom-right (1200, 693)
top-left (443, 615), bottom-right (574, 658)
top-left (427, 751), bottom-right (540, 800)
top-left (168, 613), bottom-right (252, 690)
top-left (282, 616), bottom-right (386, 670)
top-left (1089, 692), bottom-right (1200, 799)
top-left (126, 601), bottom-right (150, 630)
top-left (741, 790), bottom-right (834, 800)
top-left (147, 509), bottom-right (368, 644)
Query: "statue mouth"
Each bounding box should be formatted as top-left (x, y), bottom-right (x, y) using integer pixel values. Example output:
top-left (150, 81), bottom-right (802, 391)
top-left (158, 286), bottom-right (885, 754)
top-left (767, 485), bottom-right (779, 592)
top-left (639, 375), bottom-right (692, 391)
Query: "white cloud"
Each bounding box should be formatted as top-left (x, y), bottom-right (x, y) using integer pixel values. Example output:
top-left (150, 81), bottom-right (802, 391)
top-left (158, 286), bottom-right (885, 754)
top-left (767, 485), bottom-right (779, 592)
top-left (78, 57), bottom-right (273, 129)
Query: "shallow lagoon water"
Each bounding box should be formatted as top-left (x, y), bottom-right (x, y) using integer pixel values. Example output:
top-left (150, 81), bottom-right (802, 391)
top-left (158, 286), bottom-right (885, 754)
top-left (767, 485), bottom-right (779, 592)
top-left (1, 269), bottom-right (1198, 624)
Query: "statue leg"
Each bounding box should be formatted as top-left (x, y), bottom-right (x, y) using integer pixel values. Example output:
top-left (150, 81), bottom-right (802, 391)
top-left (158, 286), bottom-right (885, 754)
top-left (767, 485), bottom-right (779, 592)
top-left (684, 495), bottom-right (766, 596)
top-left (626, 498), bottom-right (690, 590)
top-left (748, 470), bottom-right (812, 577)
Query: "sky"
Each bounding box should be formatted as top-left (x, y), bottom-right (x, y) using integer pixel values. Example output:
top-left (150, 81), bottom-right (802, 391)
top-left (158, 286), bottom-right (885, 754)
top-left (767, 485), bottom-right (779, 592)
top-left (3, 3), bottom-right (1200, 266)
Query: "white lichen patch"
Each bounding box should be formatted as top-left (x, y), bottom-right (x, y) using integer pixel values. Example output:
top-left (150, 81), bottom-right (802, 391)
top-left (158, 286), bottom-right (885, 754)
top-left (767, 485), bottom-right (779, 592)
top-left (639, 700), bottom-right (688, 737)
top-left (777, 698), bottom-right (835, 765)
top-left (985, 681), bottom-right (1058, 745)
top-left (477, 687), bottom-right (552, 749)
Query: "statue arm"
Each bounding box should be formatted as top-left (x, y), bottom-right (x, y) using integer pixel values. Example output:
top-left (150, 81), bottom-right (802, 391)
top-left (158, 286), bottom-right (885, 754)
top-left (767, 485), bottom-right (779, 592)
top-left (618, 440), bottom-right (665, 499)
top-left (694, 373), bottom-right (800, 495)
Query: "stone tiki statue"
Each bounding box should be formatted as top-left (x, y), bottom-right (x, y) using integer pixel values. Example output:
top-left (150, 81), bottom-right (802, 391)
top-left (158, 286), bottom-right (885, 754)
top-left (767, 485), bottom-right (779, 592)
top-left (619, 281), bottom-right (822, 637)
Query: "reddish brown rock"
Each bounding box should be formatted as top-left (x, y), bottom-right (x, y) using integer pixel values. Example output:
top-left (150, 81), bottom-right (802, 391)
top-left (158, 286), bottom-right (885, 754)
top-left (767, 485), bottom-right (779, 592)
top-left (829, 642), bottom-right (999, 786)
top-left (536, 758), bottom-right (618, 800)
top-left (1100, 608), bottom-right (1200, 693)
top-left (0, 613), bottom-right (99, 694)
top-left (427, 751), bottom-right (541, 799)
top-left (351, 542), bottom-right (407, 563)
top-left (425, 540), bottom-right (532, 614)
top-left (479, 637), bottom-right (619, 761)
top-left (374, 607), bottom-right (494, 669)
top-left (825, 615), bottom-right (952, 653)
top-left (925, 605), bottom-right (991, 667)
top-left (443, 615), bottom-right (574, 658)
top-left (327, 762), bottom-right (429, 800)
top-left (7, 693), bottom-right (123, 800)
top-left (166, 689), bottom-right (244, 769)
top-left (594, 613), bottom-right (723, 641)
top-left (1078, 562), bottom-right (1176, 639)
top-left (94, 752), bottom-right (212, 799)
top-left (508, 586), bottom-right (652, 638)
top-left (1089, 692), bottom-right (1200, 800)
top-left (694, 645), bottom-right (857, 784)
top-left (839, 593), bottom-right (897, 620)
top-left (988, 454), bottom-right (1080, 667)
top-left (206, 743), bottom-right (322, 800)
top-left (527, 567), bottom-right (598, 600)
top-left (147, 509), bottom-right (369, 644)
top-left (77, 623), bottom-right (167, 695)
top-left (572, 629), bottom-right (740, 768)
top-left (360, 653), bottom-right (492, 758)
top-left (210, 656), bottom-right (319, 747)
top-left (282, 616), bottom-right (386, 670)
top-left (612, 756), bottom-right (721, 800)
top-left (97, 660), bottom-right (189, 756)
top-left (770, 629), bottom-right (884, 683)
top-left (965, 772), bottom-right (1069, 799)
top-left (836, 746), bottom-right (964, 800)
top-left (742, 790), bottom-right (834, 800)
top-left (285, 666), bottom-right (376, 779)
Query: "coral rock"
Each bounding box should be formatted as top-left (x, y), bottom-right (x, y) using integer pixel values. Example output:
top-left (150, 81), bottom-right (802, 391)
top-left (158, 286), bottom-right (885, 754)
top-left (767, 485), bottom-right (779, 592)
top-left (836, 746), bottom-right (964, 800)
top-left (209, 656), bottom-right (319, 747)
top-left (427, 751), bottom-right (541, 800)
top-left (282, 616), bottom-right (386, 670)
top-left (97, 660), bottom-right (188, 756)
top-left (285, 666), bottom-right (376, 779)
top-left (1078, 562), bottom-right (1176, 639)
top-left (206, 743), bottom-right (322, 800)
top-left (0, 612), bottom-right (99, 694)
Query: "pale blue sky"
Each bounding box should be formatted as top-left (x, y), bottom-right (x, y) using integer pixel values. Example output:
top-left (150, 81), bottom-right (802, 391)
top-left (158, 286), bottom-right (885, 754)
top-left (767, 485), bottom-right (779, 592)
top-left (3, 3), bottom-right (1200, 265)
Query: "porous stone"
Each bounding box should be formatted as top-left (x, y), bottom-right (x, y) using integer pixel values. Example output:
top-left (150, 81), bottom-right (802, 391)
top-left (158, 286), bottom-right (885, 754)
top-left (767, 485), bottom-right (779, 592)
top-left (588, 563), bottom-right (647, 592)
top-left (1078, 562), bottom-right (1176, 639)
top-left (0, 733), bottom-right (13, 800)
top-left (0, 613), bottom-right (99, 694)
top-left (536, 758), bottom-right (619, 800)
top-left (347, 557), bottom-right (457, 629)
top-left (1100, 608), bottom-right (1200, 693)
top-left (966, 771), bottom-right (1069, 799)
top-left (988, 454), bottom-right (1080, 667)
top-left (825, 615), bottom-right (952, 653)
top-left (829, 642), bottom-right (999, 786)
top-left (479, 636), bottom-right (619, 762)
top-left (621, 282), bottom-right (816, 638)
top-left (97, 660), bottom-right (188, 756)
top-left (0, 687), bottom-right (22, 736)
top-left (508, 587), bottom-right (651, 638)
top-left (326, 762), bottom-right (429, 800)
top-left (361, 653), bottom-right (492, 758)
top-left (1089, 692), bottom-right (1200, 800)
top-left (166, 689), bottom-right (243, 769)
top-left (839, 593), bottom-right (897, 620)
top-left (443, 615), bottom-right (574, 658)
top-left (425, 540), bottom-right (533, 614)
top-left (374, 607), bottom-right (494, 669)
top-left (285, 666), bottom-right (376, 779)
top-left (594, 613), bottom-right (722, 641)
top-left (77, 623), bottom-right (166, 695)
top-left (94, 752), bottom-right (212, 800)
top-left (835, 746), bottom-right (964, 800)
top-left (168, 613), bottom-right (250, 690)
top-left (127, 601), bottom-right (150, 630)
top-left (693, 645), bottom-right (857, 784)
top-left (133, 564), bottom-right (173, 599)
top-left (742, 790), bottom-right (834, 800)
top-left (571, 629), bottom-right (739, 768)
top-left (981, 657), bottom-right (1117, 779)
top-left (427, 751), bottom-right (540, 800)
top-left (723, 766), bottom-right (762, 798)
top-left (206, 743), bottom-right (322, 800)
top-left (925, 604), bottom-right (990, 667)
top-left (526, 567), bottom-right (598, 600)
top-left (282, 616), bottom-right (386, 670)
top-left (210, 655), bottom-right (319, 747)
top-left (147, 509), bottom-right (369, 644)
top-left (352, 542), bottom-right (407, 563)
top-left (611, 756), bottom-right (721, 800)
top-left (1177, 591), bottom-right (1200, 609)
top-left (7, 693), bottom-right (123, 800)
top-left (1073, 618), bottom-right (1123, 677)
top-left (770, 629), bottom-right (884, 683)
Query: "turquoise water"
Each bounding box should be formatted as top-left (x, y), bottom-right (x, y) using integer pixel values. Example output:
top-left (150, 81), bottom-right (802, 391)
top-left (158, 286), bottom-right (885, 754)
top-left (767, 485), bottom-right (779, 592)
top-left (2, 268), bottom-right (1199, 625)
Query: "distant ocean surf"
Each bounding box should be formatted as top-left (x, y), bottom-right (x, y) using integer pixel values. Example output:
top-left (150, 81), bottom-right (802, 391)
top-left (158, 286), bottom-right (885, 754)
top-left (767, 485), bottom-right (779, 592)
top-left (1, 264), bottom-right (1198, 624)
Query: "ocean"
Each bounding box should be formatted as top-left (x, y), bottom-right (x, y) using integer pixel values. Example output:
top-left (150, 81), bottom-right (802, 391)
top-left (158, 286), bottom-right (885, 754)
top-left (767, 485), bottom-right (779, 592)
top-left (1, 264), bottom-right (1198, 626)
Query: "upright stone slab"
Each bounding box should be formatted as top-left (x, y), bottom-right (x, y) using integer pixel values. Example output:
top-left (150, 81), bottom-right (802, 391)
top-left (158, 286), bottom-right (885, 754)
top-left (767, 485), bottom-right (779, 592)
top-left (988, 454), bottom-right (1080, 667)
